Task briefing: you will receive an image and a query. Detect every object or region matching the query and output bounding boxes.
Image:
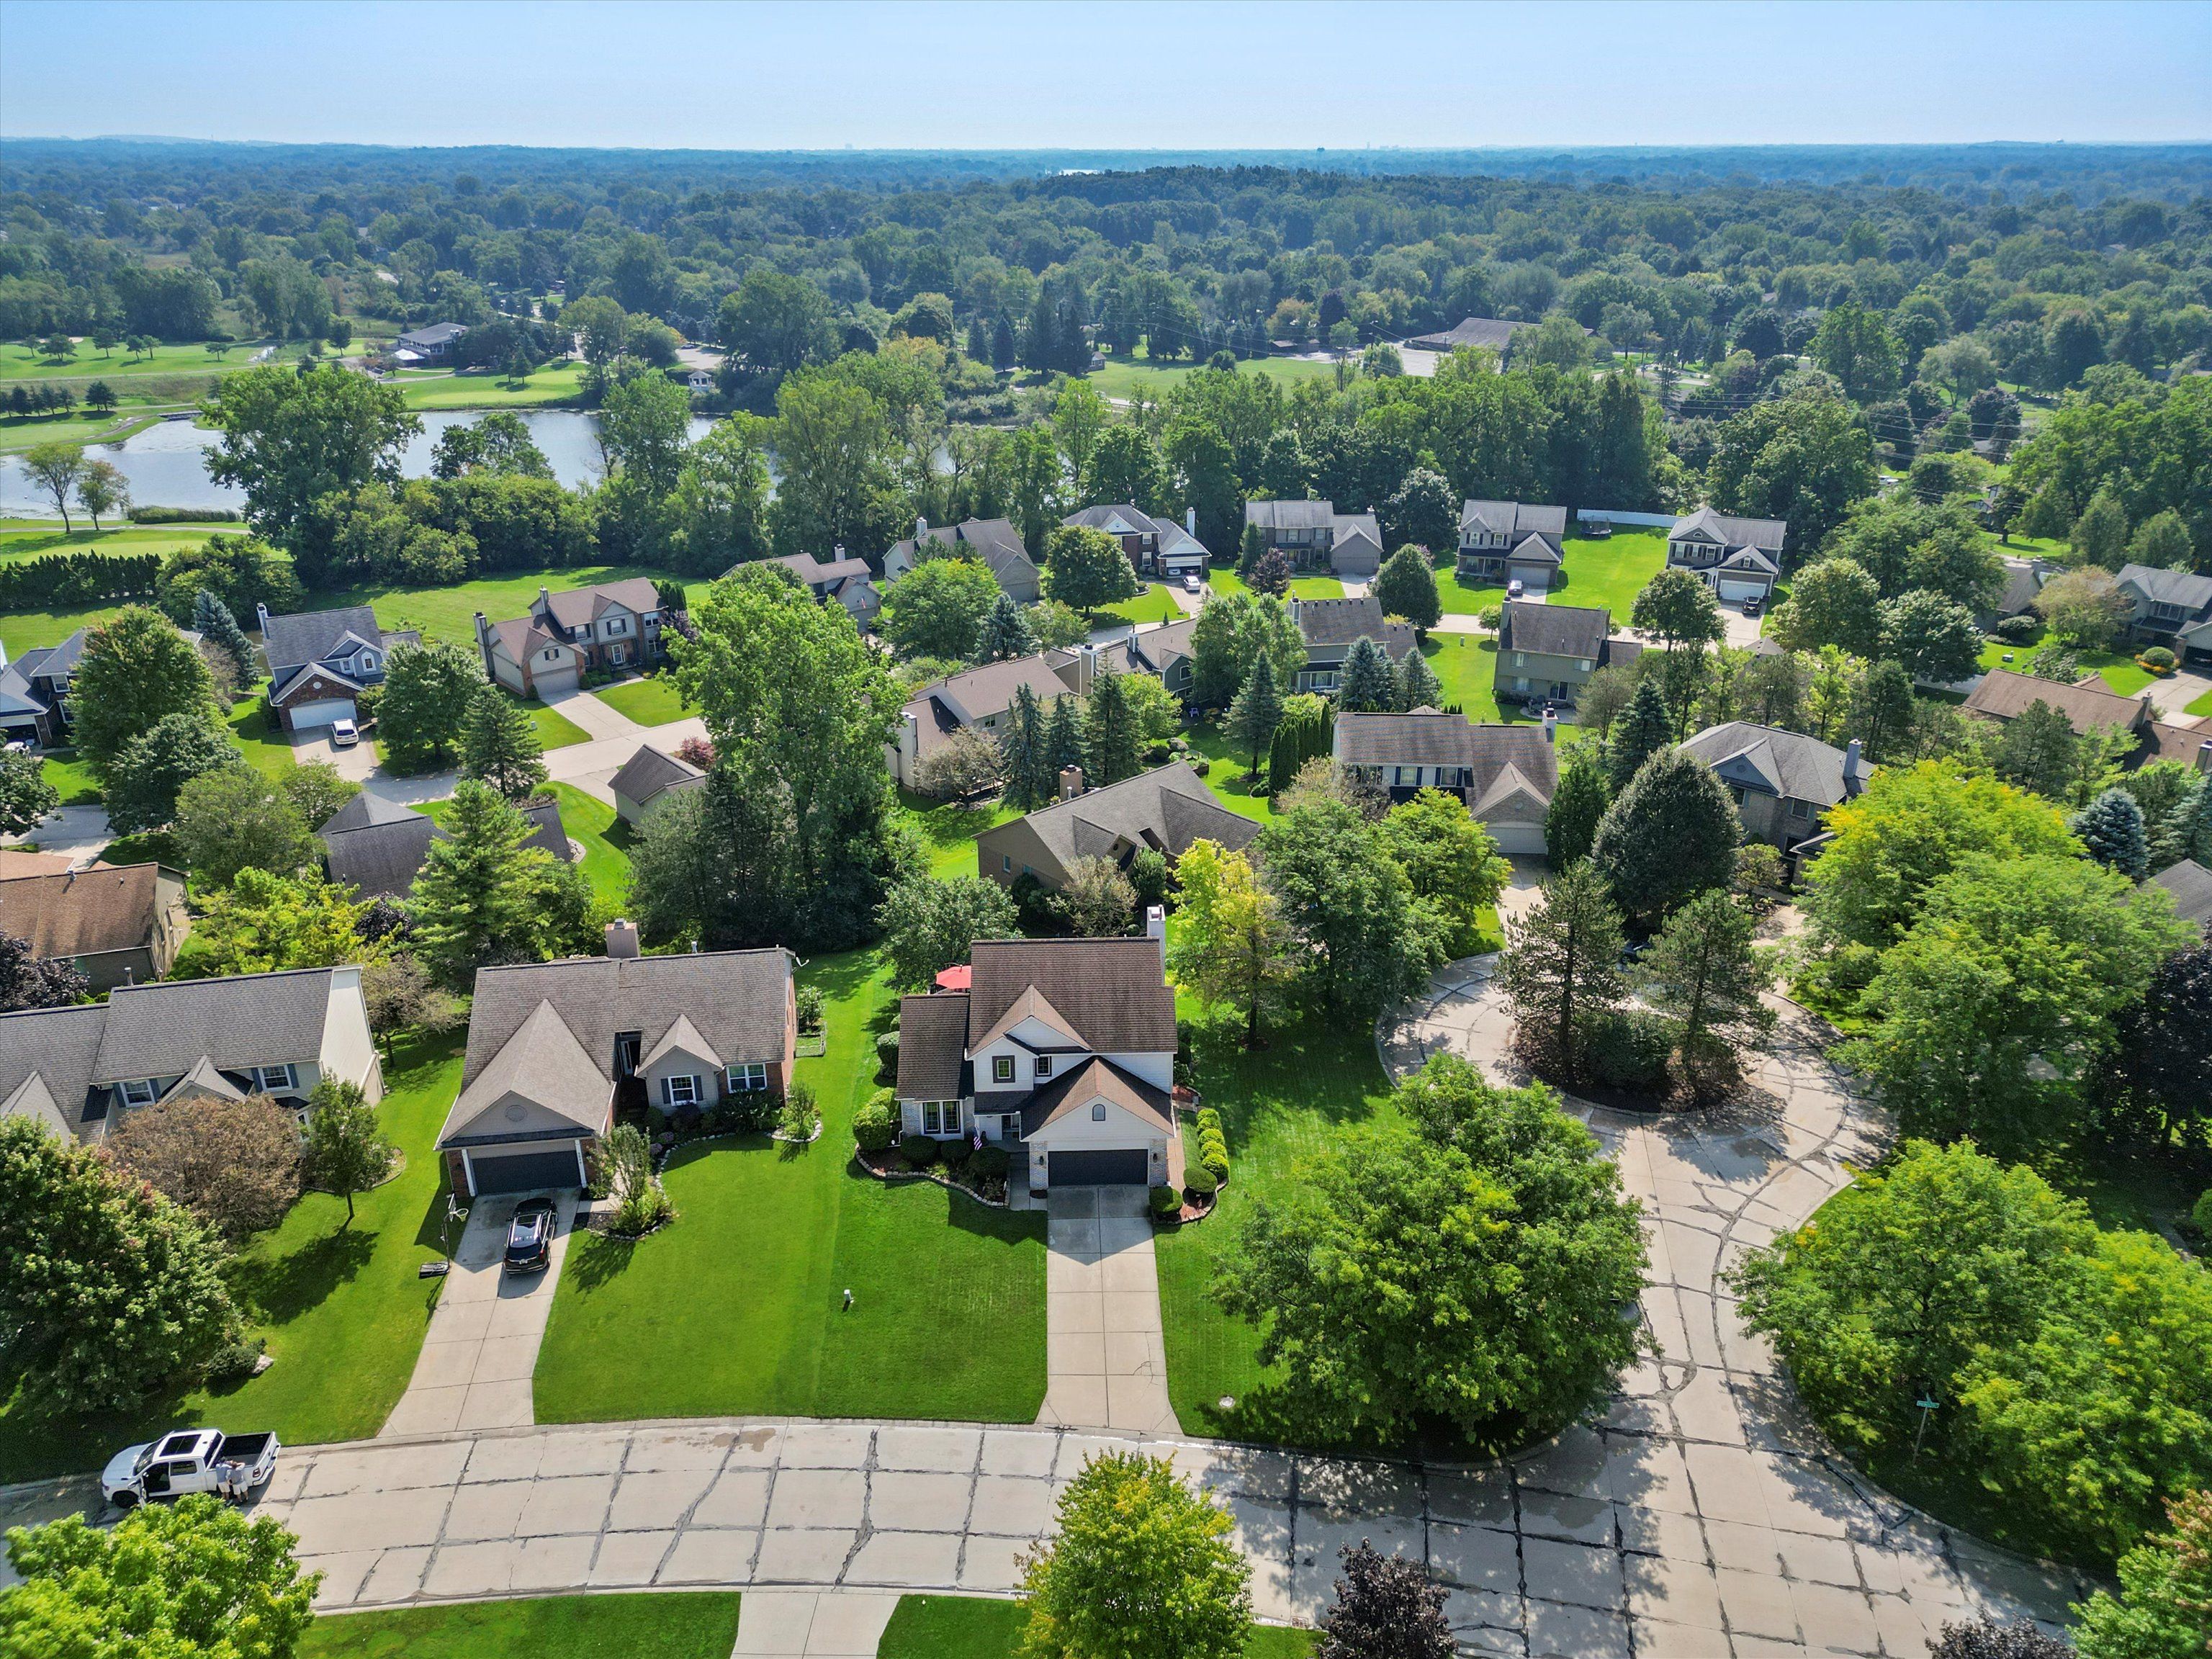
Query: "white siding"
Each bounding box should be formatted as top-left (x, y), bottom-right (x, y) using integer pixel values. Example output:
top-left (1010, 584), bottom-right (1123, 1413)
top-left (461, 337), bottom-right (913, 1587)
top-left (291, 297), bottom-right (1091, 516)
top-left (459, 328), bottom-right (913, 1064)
top-left (319, 968), bottom-right (385, 1103)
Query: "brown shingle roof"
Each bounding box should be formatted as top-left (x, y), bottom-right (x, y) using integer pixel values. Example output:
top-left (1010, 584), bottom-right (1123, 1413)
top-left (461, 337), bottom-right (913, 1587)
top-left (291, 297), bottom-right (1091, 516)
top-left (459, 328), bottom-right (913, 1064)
top-left (1017, 1057), bottom-right (1175, 1139)
top-left (0, 863), bottom-right (168, 960)
top-left (896, 992), bottom-right (970, 1100)
top-left (967, 938), bottom-right (1176, 1057)
top-left (1961, 670), bottom-right (2147, 737)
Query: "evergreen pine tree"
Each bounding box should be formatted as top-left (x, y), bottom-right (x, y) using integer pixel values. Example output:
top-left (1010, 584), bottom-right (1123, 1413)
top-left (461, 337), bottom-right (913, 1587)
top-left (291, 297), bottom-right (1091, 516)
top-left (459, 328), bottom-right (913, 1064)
top-left (975, 592), bottom-right (1036, 664)
top-left (2159, 778), bottom-right (2212, 869)
top-left (1226, 653), bottom-right (1285, 777)
top-left (1606, 678), bottom-right (1673, 792)
top-left (2072, 787), bottom-right (2150, 881)
top-left (1395, 649), bottom-right (1444, 711)
top-left (405, 779), bottom-right (551, 988)
top-left (1338, 637), bottom-right (1395, 712)
top-left (1084, 666), bottom-right (1141, 787)
top-left (1043, 692), bottom-right (1086, 790)
top-left (1002, 683), bottom-right (1049, 810)
top-left (1589, 747), bottom-right (1743, 924)
top-left (459, 685), bottom-right (548, 801)
top-left (1545, 745), bottom-right (1610, 866)
top-left (965, 318), bottom-right (991, 363)
top-left (1498, 859), bottom-right (1627, 1086)
top-left (191, 589), bottom-right (255, 683)
top-left (991, 313), bottom-right (1017, 372)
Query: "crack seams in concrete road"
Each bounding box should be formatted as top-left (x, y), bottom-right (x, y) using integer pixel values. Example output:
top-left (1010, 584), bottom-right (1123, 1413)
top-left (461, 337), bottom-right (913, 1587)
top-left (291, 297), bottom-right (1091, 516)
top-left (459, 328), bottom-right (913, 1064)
top-left (835, 1429), bottom-right (877, 1586)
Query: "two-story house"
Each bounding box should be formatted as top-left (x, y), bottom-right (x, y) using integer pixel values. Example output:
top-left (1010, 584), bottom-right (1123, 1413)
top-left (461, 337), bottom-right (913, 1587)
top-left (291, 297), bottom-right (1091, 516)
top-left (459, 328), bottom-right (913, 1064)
top-left (1123, 616), bottom-right (1200, 700)
top-left (1678, 723), bottom-right (1868, 866)
top-left (475, 579), bottom-right (671, 697)
top-left (895, 932), bottom-right (1181, 1194)
top-left (1244, 500), bottom-right (1386, 580)
top-left (1061, 505), bottom-right (1210, 582)
top-left (0, 965), bottom-right (382, 1146)
top-left (1289, 595), bottom-right (1418, 693)
top-left (0, 626), bottom-right (92, 749)
top-left (2113, 565), bottom-right (2212, 665)
top-left (1666, 508), bottom-right (1788, 606)
top-left (756, 551), bottom-right (884, 629)
top-left (1962, 669), bottom-right (2212, 772)
top-left (0, 861), bottom-right (191, 992)
top-left (258, 603), bottom-right (421, 733)
top-left (883, 518), bottom-right (1041, 602)
top-left (1493, 601), bottom-right (1642, 710)
top-left (1332, 711), bottom-right (1558, 856)
top-left (436, 934), bottom-right (796, 1197)
top-left (976, 760), bottom-right (1259, 895)
top-left (1456, 500), bottom-right (1569, 588)
top-left (890, 648), bottom-right (1122, 788)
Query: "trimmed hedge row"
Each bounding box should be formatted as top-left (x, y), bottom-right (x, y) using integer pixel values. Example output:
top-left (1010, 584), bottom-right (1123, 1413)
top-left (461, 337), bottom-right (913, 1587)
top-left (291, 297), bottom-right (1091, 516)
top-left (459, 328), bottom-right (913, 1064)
top-left (128, 505), bottom-right (240, 524)
top-left (0, 550), bottom-right (159, 610)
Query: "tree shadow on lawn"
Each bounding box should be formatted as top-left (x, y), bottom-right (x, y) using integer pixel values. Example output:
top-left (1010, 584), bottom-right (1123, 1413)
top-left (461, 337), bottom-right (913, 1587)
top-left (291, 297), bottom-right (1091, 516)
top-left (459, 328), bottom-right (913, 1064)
top-left (229, 1225), bottom-right (378, 1326)
top-left (837, 1157), bottom-right (1045, 1249)
top-left (562, 1231), bottom-right (637, 1296)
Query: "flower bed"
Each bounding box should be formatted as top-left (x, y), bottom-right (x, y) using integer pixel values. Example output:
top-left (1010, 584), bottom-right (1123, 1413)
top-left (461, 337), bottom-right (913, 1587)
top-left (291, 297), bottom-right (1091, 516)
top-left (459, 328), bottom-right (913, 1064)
top-left (853, 1147), bottom-right (1010, 1207)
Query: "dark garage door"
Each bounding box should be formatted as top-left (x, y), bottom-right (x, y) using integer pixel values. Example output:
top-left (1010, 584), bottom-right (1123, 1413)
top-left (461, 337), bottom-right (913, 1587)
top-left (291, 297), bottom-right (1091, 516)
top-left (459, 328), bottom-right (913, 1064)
top-left (1050, 1148), bottom-right (1148, 1187)
top-left (470, 1146), bottom-right (580, 1195)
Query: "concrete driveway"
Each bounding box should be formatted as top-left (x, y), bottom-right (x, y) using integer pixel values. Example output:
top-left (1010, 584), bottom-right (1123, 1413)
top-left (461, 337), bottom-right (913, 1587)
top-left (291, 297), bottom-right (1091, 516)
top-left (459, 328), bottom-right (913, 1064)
top-left (380, 1192), bottom-right (578, 1438)
top-left (291, 728), bottom-right (381, 783)
top-left (5, 802), bottom-right (112, 867)
top-left (1037, 1186), bottom-right (1179, 1437)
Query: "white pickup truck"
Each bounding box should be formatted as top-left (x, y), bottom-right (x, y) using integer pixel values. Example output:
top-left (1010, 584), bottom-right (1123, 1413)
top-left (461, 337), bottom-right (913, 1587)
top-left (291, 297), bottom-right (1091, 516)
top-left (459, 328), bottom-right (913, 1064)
top-left (101, 1428), bottom-right (279, 1509)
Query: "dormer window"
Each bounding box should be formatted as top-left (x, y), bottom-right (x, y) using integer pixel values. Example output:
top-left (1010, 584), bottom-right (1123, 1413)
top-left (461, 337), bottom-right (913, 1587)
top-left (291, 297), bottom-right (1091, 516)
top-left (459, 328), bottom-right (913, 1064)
top-left (119, 1079), bottom-right (157, 1107)
top-left (1034, 1056), bottom-right (1052, 1079)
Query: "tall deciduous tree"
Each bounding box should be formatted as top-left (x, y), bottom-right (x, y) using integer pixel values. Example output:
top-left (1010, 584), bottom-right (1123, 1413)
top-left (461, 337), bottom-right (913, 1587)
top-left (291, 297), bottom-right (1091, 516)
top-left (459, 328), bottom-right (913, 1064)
top-left (1255, 797), bottom-right (1442, 1015)
top-left (173, 765), bottom-right (317, 888)
top-left (670, 413), bottom-right (772, 575)
top-left (74, 457), bottom-right (128, 532)
top-left (377, 639), bottom-right (485, 774)
top-left (1877, 590), bottom-right (1981, 683)
top-left (1629, 567), bottom-right (1724, 654)
top-left (1187, 590), bottom-right (1304, 709)
top-left (192, 869), bottom-right (386, 977)
top-left (1498, 860), bottom-right (1626, 1085)
top-left (68, 605), bottom-right (220, 775)
top-left (1706, 387), bottom-right (1879, 557)
top-left (103, 1094), bottom-right (302, 1240)
top-left (1372, 545), bottom-right (1442, 632)
top-left (881, 556), bottom-right (1000, 661)
top-left (19, 440), bottom-right (87, 533)
top-left (0, 1118), bottom-right (240, 1411)
top-left (459, 685), bottom-right (548, 801)
top-left (1042, 524), bottom-right (1141, 619)
top-left (0, 750), bottom-right (60, 839)
top-left (768, 369), bottom-right (902, 562)
top-left (1170, 839), bottom-right (1294, 1047)
top-left (104, 712), bottom-right (242, 834)
top-left (875, 873), bottom-right (1019, 991)
top-left (1378, 788), bottom-right (1510, 956)
top-left (1773, 557), bottom-right (1882, 657)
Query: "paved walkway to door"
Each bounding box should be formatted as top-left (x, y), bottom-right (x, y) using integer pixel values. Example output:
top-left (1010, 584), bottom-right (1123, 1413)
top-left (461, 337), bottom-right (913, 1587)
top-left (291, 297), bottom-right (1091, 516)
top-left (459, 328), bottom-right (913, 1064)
top-left (380, 1192), bottom-right (577, 1437)
top-left (1037, 1186), bottom-right (1181, 1436)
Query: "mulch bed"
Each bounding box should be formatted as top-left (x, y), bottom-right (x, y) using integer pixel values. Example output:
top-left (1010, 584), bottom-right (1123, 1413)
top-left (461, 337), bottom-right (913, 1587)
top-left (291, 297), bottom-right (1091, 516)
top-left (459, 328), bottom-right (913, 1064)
top-left (853, 1148), bottom-right (1009, 1207)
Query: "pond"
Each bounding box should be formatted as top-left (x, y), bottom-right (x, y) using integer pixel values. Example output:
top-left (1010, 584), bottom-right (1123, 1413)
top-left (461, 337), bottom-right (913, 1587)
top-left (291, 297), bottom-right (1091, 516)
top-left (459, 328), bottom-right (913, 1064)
top-left (0, 409), bottom-right (715, 519)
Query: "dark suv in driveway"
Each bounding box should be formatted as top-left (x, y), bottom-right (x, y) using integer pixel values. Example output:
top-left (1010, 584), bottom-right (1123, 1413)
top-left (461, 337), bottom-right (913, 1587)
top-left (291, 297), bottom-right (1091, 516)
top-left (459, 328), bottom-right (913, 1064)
top-left (503, 1198), bottom-right (557, 1274)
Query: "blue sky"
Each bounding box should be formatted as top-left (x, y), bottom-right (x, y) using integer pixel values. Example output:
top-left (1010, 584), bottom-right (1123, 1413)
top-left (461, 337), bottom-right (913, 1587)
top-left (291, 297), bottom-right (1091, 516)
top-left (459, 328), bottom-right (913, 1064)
top-left (2, 1), bottom-right (2206, 149)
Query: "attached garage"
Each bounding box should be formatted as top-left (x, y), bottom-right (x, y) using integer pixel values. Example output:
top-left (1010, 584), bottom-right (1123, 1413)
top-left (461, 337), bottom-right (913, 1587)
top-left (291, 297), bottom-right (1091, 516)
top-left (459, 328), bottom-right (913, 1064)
top-left (286, 696), bottom-right (358, 731)
top-left (466, 1143), bottom-right (584, 1195)
top-left (1049, 1148), bottom-right (1148, 1187)
top-left (1717, 577), bottom-right (1768, 605)
top-left (528, 664), bottom-right (580, 698)
top-left (1482, 819), bottom-right (1549, 858)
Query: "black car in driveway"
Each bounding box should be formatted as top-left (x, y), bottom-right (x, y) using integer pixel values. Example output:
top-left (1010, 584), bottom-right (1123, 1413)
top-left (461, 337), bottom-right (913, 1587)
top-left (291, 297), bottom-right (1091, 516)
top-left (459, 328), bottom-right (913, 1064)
top-left (503, 1198), bottom-right (557, 1274)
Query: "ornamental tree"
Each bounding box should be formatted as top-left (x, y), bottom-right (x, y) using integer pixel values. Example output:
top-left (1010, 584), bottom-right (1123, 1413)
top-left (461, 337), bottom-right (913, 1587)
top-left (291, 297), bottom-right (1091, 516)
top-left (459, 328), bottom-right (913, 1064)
top-left (68, 605), bottom-right (221, 775)
top-left (1169, 839), bottom-right (1294, 1047)
top-left (1058, 856), bottom-right (1138, 938)
top-left (0, 931), bottom-right (91, 1012)
top-left (0, 748), bottom-right (60, 837)
top-left (2073, 1490), bottom-right (2212, 1659)
top-left (1040, 523), bottom-right (1140, 619)
top-left (1587, 747), bottom-right (1742, 925)
top-left (1378, 788), bottom-right (1510, 957)
top-left (2072, 787), bottom-right (2151, 881)
top-left (1372, 544), bottom-right (1442, 632)
top-left (1018, 1452), bottom-right (1251, 1659)
top-left (1254, 797), bottom-right (1443, 1015)
top-left (300, 1079), bottom-right (397, 1226)
top-left (102, 1094), bottom-right (302, 1240)
top-left (1316, 1540), bottom-right (1455, 1659)
top-left (377, 639), bottom-right (485, 774)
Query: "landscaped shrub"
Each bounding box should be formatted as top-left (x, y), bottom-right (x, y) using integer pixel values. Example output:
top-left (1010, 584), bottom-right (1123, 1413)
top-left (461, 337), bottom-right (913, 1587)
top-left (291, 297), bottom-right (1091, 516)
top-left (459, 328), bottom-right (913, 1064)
top-left (2140, 646), bottom-right (2177, 673)
top-left (972, 1143), bottom-right (1010, 1178)
top-left (1188, 755), bottom-right (1210, 776)
top-left (1195, 1107), bottom-right (1224, 1140)
top-left (796, 984), bottom-right (825, 1033)
top-left (130, 505), bottom-right (241, 524)
top-left (940, 1138), bottom-right (971, 1171)
top-left (853, 1090), bottom-right (898, 1152)
top-left (874, 1031), bottom-right (899, 1079)
top-left (1150, 1184), bottom-right (1184, 1219)
top-left (899, 1133), bottom-right (939, 1168)
top-left (776, 1083), bottom-right (817, 1141)
top-left (1143, 739), bottom-right (1174, 766)
top-left (1583, 1008), bottom-right (1676, 1094)
top-left (1992, 613), bottom-right (2041, 644)
top-left (1478, 603), bottom-right (1503, 631)
top-left (1183, 1165), bottom-right (1219, 1202)
top-left (1198, 1136), bottom-right (1230, 1182)
top-left (203, 1335), bottom-right (266, 1387)
top-left (2192, 1188), bottom-right (2212, 1237)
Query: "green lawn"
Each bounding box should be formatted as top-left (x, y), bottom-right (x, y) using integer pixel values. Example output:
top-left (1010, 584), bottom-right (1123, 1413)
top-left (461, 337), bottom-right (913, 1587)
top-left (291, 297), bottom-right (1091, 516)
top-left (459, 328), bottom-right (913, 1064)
top-left (0, 523), bottom-right (244, 565)
top-left (1154, 1012), bottom-right (1398, 1448)
top-left (1085, 346), bottom-right (1337, 403)
top-left (878, 1597), bottom-right (1314, 1659)
top-left (1419, 634), bottom-right (1506, 722)
top-left (336, 566), bottom-right (713, 651)
top-left (534, 950), bottom-right (1048, 1424)
top-left (32, 747), bottom-right (101, 806)
top-left (229, 690), bottom-right (299, 782)
top-left (2189, 686), bottom-right (2212, 718)
top-left (541, 781), bottom-right (632, 905)
top-left (1179, 723), bottom-right (1272, 823)
top-left (593, 671), bottom-right (691, 727)
top-left (1089, 584), bottom-right (1186, 628)
top-left (0, 1033), bottom-right (463, 1483)
top-left (1973, 623), bottom-right (2158, 697)
top-left (899, 790), bottom-right (1020, 881)
top-left (1206, 566), bottom-right (1344, 603)
top-left (301, 1593), bottom-right (743, 1659)
top-left (395, 361), bottom-right (590, 410)
top-left (523, 698), bottom-right (590, 750)
top-left (1435, 567), bottom-right (1507, 617)
top-left (1545, 531), bottom-right (1669, 621)
top-left (0, 409), bottom-right (176, 454)
top-left (0, 338), bottom-right (276, 384)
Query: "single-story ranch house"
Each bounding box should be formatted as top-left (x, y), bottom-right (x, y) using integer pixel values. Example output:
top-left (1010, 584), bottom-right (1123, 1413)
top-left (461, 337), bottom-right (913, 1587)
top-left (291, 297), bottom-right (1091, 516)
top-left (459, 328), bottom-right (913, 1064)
top-left (1333, 711), bottom-right (1558, 856)
top-left (320, 791), bottom-right (574, 899)
top-left (1962, 670), bottom-right (2212, 771)
top-left (1679, 722), bottom-right (1868, 866)
top-left (0, 860), bottom-right (191, 991)
top-left (976, 760), bottom-right (1259, 894)
top-left (0, 965), bottom-right (382, 1145)
top-left (436, 938), bottom-right (796, 1197)
top-left (608, 742), bottom-right (708, 827)
top-left (896, 933), bottom-right (1181, 1194)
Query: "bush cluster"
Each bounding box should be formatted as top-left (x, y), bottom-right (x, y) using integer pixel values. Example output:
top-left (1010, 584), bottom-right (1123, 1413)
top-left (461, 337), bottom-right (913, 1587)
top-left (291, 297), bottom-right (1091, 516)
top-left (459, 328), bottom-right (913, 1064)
top-left (853, 1089), bottom-right (898, 1151)
top-left (1194, 1107), bottom-right (1230, 1184)
top-left (898, 1133), bottom-right (938, 1168)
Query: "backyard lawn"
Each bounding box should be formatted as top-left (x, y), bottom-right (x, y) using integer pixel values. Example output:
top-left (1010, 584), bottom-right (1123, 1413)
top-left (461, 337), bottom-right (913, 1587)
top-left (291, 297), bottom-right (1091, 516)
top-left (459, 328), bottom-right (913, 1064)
top-left (593, 670), bottom-right (691, 727)
top-left (1974, 622), bottom-right (2157, 696)
top-left (1089, 583), bottom-right (1186, 628)
top-left (1085, 345), bottom-right (1336, 403)
top-left (1420, 634), bottom-right (1505, 722)
top-left (1544, 530), bottom-right (1668, 620)
top-left (338, 567), bottom-right (714, 651)
top-left (1206, 565), bottom-right (1344, 603)
top-left (878, 1597), bottom-right (1315, 1659)
top-left (420, 781), bottom-right (631, 907)
top-left (1154, 1011), bottom-right (1397, 1447)
top-left (533, 950), bottom-right (1048, 1424)
top-left (899, 789), bottom-right (1020, 881)
top-left (229, 689), bottom-right (300, 781)
top-left (0, 1033), bottom-right (463, 1483)
top-left (301, 1592), bottom-right (743, 1659)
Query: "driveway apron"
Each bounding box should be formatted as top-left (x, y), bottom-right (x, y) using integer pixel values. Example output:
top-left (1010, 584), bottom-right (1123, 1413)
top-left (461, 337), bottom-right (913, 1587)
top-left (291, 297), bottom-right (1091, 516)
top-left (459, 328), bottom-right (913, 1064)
top-left (1038, 1186), bottom-right (1181, 1437)
top-left (733, 1590), bottom-right (899, 1658)
top-left (380, 1192), bottom-right (577, 1437)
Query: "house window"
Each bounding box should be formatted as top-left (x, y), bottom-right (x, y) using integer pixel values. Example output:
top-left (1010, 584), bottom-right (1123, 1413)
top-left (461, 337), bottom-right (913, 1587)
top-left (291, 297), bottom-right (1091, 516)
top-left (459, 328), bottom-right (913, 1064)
top-left (1578, 660), bottom-right (1592, 673)
top-left (1091, 1102), bottom-right (1107, 1121)
top-left (119, 1079), bottom-right (157, 1107)
top-left (1513, 652), bottom-right (1526, 667)
top-left (662, 1074), bottom-right (701, 1109)
top-left (1002, 854), bottom-right (1012, 873)
top-left (248, 1064), bottom-right (297, 1094)
top-left (1034, 1056), bottom-right (1052, 1079)
top-left (992, 1055), bottom-right (1015, 1084)
top-left (727, 1063), bottom-right (768, 1092)
top-left (605, 617), bottom-right (627, 635)
top-left (359, 650), bottom-right (379, 673)
top-left (923, 1100), bottom-right (960, 1135)
top-left (1789, 799), bottom-right (1815, 820)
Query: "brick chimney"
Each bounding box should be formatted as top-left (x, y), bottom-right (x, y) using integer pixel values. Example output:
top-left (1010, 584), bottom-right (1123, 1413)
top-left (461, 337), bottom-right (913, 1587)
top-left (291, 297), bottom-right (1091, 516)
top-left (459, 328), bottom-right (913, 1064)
top-left (605, 919), bottom-right (641, 959)
top-left (2198, 740), bottom-right (2212, 775)
top-left (1059, 765), bottom-right (1084, 801)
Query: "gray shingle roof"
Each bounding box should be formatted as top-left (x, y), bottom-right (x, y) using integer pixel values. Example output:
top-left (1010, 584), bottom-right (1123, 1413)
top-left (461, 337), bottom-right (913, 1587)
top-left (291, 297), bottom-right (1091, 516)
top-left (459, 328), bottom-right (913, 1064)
top-left (1498, 601), bottom-right (1611, 660)
top-left (260, 605), bottom-right (389, 673)
top-left (540, 578), bottom-right (664, 631)
top-left (1962, 670), bottom-right (2146, 736)
top-left (449, 950), bottom-right (793, 1141)
top-left (323, 798), bottom-right (569, 899)
top-left (1460, 500), bottom-right (1570, 543)
top-left (1334, 713), bottom-right (1559, 801)
top-left (1671, 507), bottom-right (1787, 553)
top-left (95, 967), bottom-right (339, 1084)
top-left (967, 938), bottom-right (1176, 1058)
top-left (1680, 722), bottom-right (1861, 808)
top-left (1408, 317), bottom-right (1540, 353)
top-left (1294, 595), bottom-right (1416, 660)
top-left (984, 761), bottom-right (1257, 883)
top-left (2152, 858), bottom-right (2212, 933)
top-left (609, 744), bottom-right (705, 809)
top-left (892, 519), bottom-right (1038, 593)
top-left (2116, 564), bottom-right (2212, 613)
top-left (0, 1002), bottom-right (118, 1141)
top-left (1245, 499), bottom-right (1337, 531)
top-left (896, 992), bottom-right (971, 1101)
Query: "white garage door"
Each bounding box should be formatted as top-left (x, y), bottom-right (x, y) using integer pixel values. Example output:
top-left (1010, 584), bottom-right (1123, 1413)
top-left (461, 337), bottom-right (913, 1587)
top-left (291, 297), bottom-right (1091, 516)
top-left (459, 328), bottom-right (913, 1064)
top-left (287, 697), bottom-right (357, 730)
top-left (1484, 820), bottom-right (1549, 857)
top-left (531, 667), bottom-right (580, 698)
top-left (1717, 578), bottom-right (1766, 604)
